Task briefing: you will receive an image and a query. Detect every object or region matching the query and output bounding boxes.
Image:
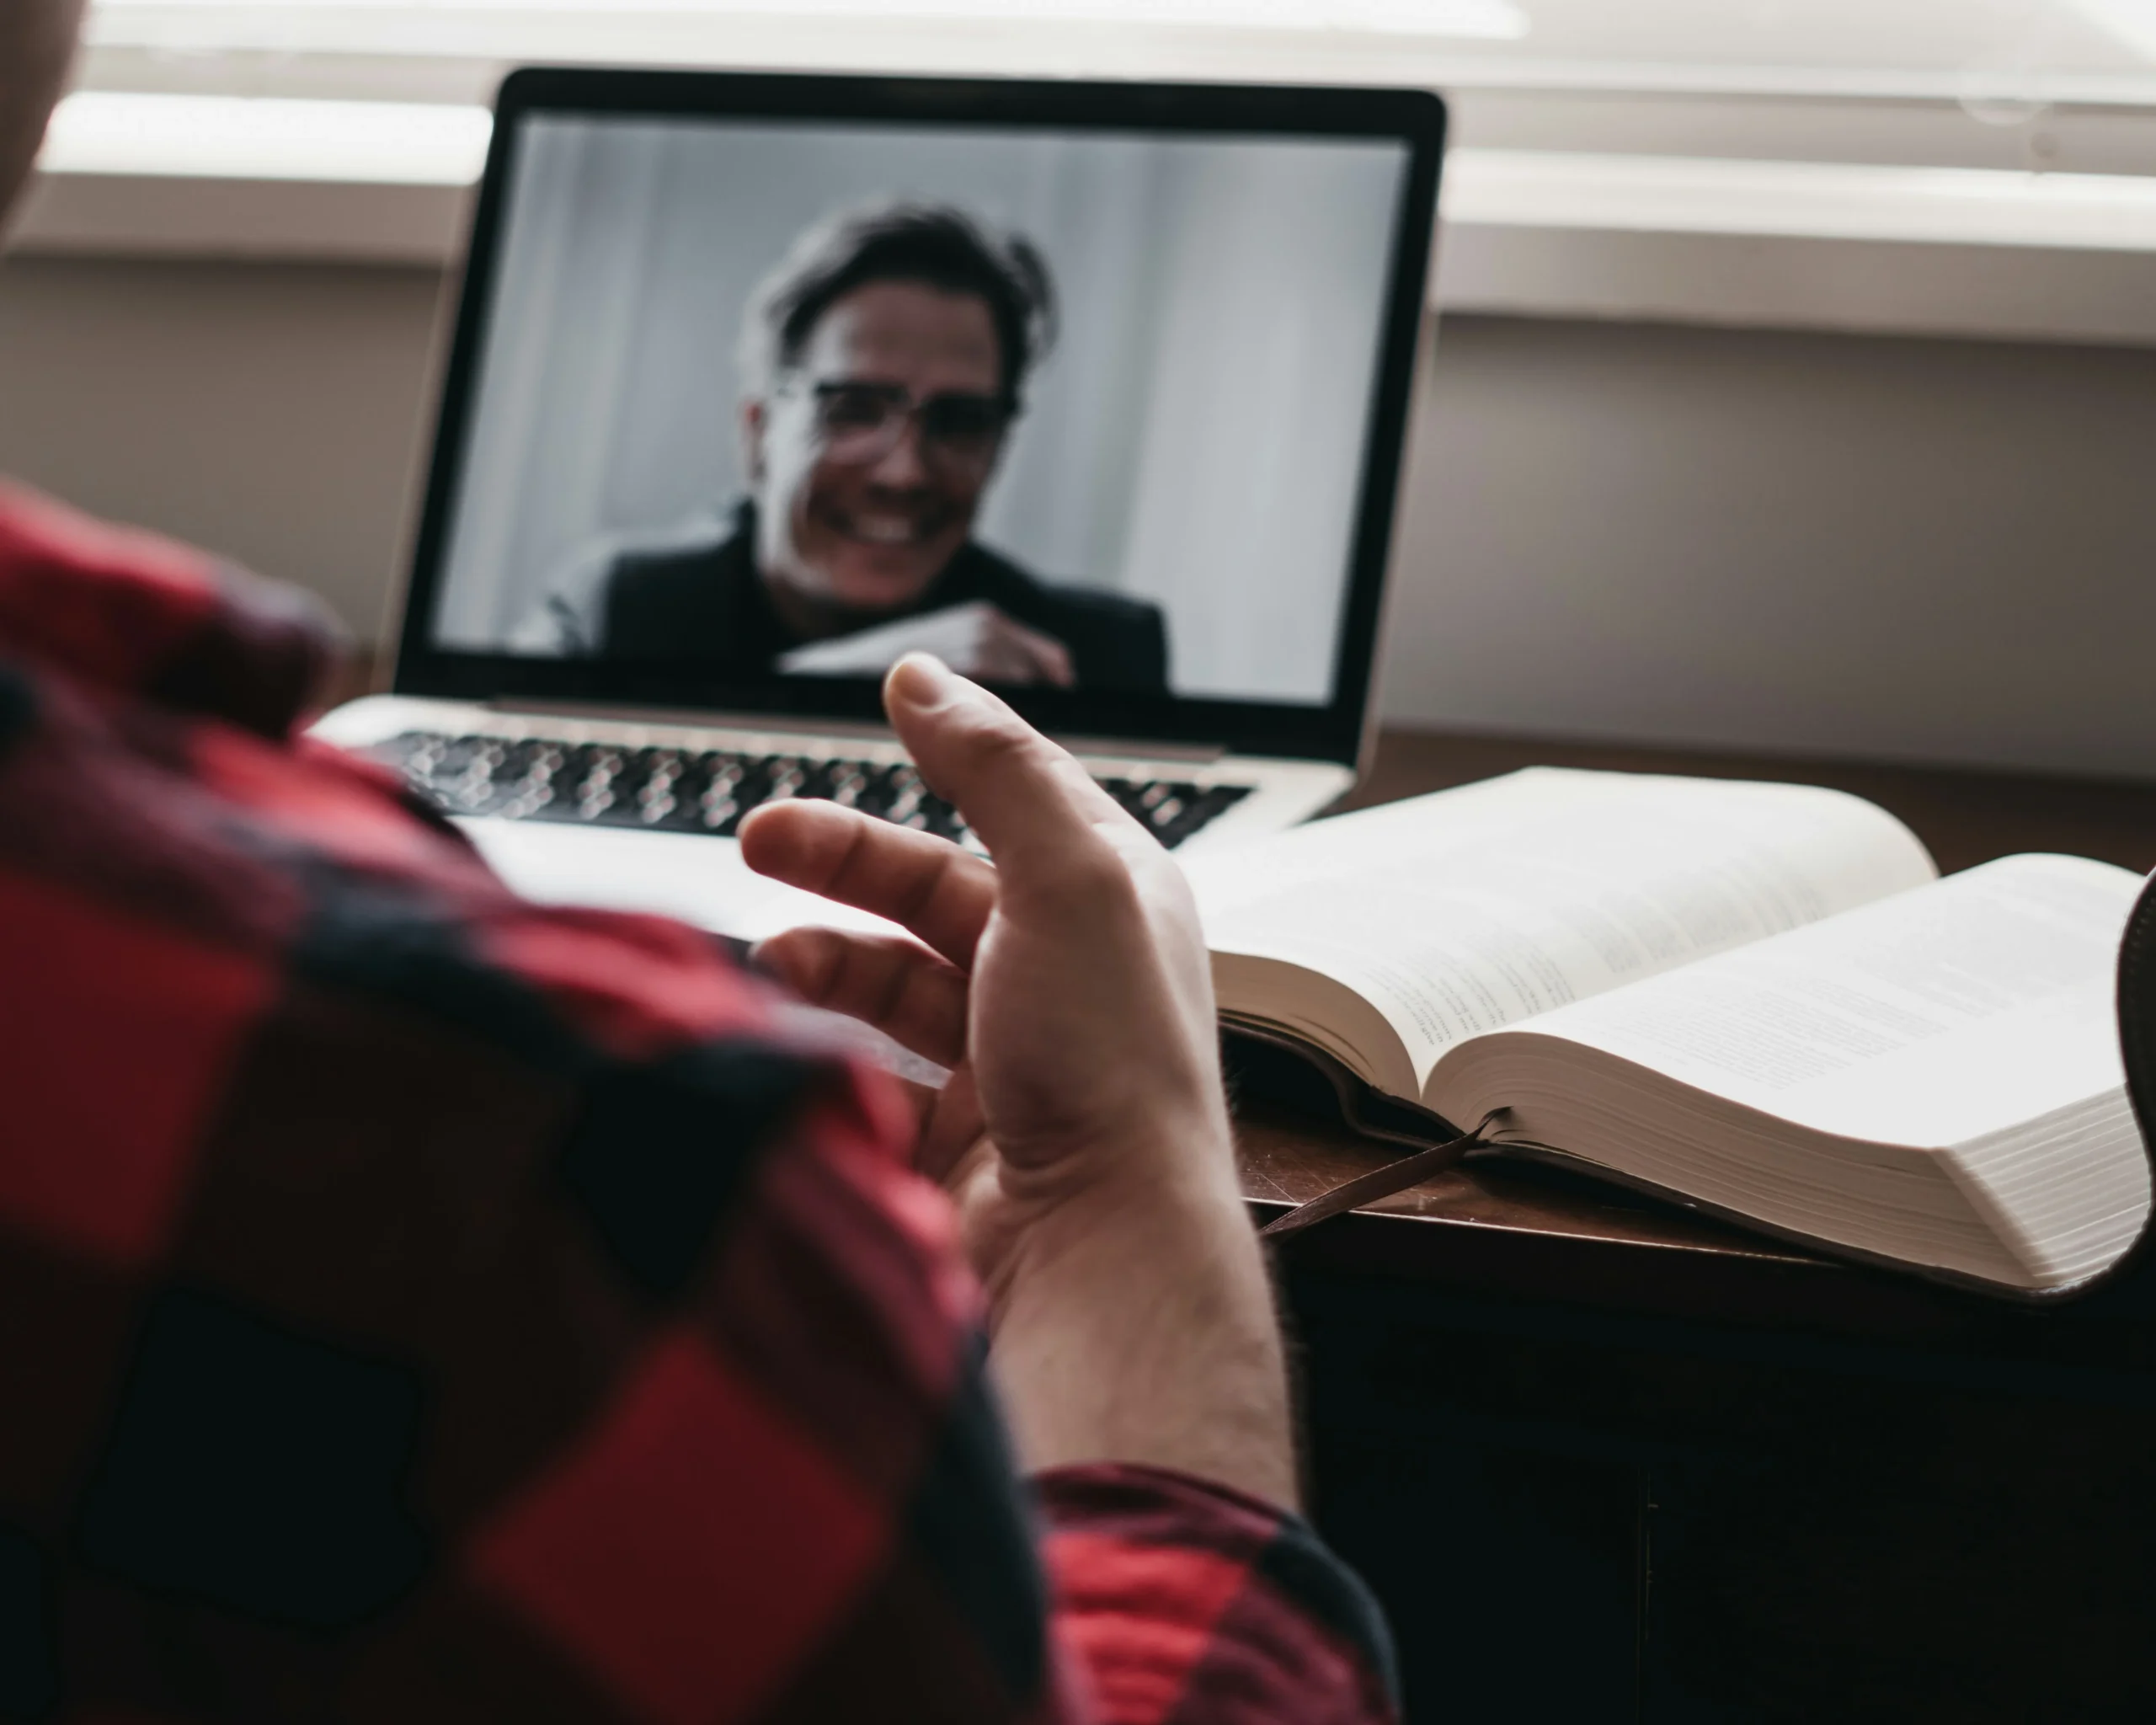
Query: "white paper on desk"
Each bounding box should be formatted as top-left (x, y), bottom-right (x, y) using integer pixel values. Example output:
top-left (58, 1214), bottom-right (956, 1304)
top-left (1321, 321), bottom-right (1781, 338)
top-left (776, 601), bottom-right (1000, 676)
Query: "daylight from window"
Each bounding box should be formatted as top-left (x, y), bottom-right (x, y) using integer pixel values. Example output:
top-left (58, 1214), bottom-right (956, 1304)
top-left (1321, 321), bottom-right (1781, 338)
top-left (44, 0), bottom-right (2156, 323)
top-left (77, 1), bottom-right (2156, 95)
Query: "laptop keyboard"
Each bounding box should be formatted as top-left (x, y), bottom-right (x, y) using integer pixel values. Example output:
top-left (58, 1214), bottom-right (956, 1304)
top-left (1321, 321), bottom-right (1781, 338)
top-left (370, 730), bottom-right (1253, 852)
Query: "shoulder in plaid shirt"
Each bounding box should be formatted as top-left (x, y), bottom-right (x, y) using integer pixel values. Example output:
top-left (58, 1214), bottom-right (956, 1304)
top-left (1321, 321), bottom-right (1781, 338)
top-left (0, 480), bottom-right (1396, 1722)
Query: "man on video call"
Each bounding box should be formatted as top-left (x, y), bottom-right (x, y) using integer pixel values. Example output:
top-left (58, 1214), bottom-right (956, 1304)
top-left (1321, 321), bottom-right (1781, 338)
top-left (525, 201), bottom-right (1171, 692)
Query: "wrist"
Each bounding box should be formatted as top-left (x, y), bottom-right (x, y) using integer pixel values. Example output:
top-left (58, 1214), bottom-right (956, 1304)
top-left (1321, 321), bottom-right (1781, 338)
top-left (990, 1095), bottom-right (1241, 1219)
top-left (975, 1119), bottom-right (1246, 1322)
top-left (979, 1143), bottom-right (1297, 1510)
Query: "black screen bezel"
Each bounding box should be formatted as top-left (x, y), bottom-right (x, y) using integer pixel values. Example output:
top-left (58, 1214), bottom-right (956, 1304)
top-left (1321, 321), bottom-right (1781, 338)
top-left (393, 67), bottom-right (1446, 764)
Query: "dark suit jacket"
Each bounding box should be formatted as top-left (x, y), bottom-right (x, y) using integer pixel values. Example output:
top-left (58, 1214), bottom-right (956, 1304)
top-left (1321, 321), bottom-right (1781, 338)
top-left (594, 503), bottom-right (1170, 693)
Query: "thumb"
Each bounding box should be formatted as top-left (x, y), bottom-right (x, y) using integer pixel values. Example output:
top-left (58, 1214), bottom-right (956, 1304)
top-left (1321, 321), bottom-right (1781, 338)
top-left (882, 654), bottom-right (1129, 868)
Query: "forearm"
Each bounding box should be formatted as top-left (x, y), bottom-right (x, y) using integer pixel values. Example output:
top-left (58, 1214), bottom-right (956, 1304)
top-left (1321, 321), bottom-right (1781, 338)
top-left (985, 1162), bottom-right (1298, 1511)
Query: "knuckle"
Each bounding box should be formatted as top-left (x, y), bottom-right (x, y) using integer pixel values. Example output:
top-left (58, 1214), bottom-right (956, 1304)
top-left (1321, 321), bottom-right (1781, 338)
top-left (863, 943), bottom-right (914, 1027)
top-left (1092, 830), bottom-right (1203, 929)
top-left (954, 709), bottom-right (1040, 775)
top-left (1136, 858), bottom-right (1198, 924)
top-left (764, 926), bottom-right (843, 998)
top-left (1042, 839), bottom-right (1143, 915)
top-left (818, 812), bottom-right (879, 895)
top-left (890, 841), bottom-right (960, 927)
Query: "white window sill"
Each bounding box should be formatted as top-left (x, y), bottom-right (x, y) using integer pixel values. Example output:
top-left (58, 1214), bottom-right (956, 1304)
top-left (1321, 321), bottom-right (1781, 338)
top-left (13, 92), bottom-right (2156, 349)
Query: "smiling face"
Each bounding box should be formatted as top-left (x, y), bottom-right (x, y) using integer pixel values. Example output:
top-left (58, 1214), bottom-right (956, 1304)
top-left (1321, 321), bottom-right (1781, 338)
top-left (744, 279), bottom-right (1005, 624)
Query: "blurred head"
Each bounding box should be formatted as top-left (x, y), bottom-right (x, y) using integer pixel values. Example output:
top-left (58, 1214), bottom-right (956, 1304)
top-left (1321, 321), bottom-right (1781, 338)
top-left (0, 0), bottom-right (84, 231)
top-left (738, 203), bottom-right (1056, 621)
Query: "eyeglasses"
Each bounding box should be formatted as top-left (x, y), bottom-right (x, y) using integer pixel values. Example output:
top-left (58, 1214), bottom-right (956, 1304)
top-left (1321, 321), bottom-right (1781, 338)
top-left (784, 378), bottom-right (1017, 476)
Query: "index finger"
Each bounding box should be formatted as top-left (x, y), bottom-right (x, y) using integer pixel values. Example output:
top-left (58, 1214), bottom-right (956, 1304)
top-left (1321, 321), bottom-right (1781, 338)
top-left (738, 796), bottom-right (997, 969)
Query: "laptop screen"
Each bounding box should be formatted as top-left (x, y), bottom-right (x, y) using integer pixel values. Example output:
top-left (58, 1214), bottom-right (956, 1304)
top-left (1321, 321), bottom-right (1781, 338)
top-left (397, 73), bottom-right (1444, 762)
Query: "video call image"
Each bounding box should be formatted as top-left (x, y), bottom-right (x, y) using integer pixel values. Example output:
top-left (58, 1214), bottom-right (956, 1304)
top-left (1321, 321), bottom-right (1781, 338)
top-left (430, 115), bottom-right (1410, 705)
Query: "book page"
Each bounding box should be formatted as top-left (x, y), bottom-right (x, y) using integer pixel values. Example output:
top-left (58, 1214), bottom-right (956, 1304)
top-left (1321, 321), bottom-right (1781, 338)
top-left (1493, 853), bottom-right (2140, 1146)
top-left (1188, 768), bottom-right (1937, 1090)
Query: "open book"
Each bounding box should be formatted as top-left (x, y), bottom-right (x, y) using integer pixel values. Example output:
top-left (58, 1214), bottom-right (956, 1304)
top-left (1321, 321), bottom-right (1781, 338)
top-left (1185, 768), bottom-right (2153, 1298)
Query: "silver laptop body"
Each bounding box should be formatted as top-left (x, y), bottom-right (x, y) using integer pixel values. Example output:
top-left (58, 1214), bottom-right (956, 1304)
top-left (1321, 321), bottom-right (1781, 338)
top-left (316, 67), bottom-right (1446, 943)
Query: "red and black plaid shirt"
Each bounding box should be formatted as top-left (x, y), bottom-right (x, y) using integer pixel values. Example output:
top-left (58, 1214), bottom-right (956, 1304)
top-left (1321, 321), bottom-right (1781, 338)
top-left (0, 481), bottom-right (1396, 1723)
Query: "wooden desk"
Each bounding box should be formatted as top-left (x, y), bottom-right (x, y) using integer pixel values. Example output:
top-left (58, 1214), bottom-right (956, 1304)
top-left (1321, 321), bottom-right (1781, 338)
top-left (1251, 730), bottom-right (2156, 1723)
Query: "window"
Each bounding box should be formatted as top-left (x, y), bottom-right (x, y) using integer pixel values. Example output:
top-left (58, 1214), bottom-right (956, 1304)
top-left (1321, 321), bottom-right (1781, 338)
top-left (77, 3), bottom-right (2156, 104)
top-left (66, 3), bottom-right (2156, 176)
top-left (39, 3), bottom-right (2156, 346)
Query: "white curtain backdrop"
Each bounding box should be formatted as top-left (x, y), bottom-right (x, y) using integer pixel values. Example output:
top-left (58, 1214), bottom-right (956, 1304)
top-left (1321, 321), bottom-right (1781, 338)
top-left (434, 116), bottom-right (1406, 702)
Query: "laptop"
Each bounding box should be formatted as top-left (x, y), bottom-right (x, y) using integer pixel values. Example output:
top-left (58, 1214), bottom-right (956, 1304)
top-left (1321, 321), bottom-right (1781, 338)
top-left (315, 67), bottom-right (1447, 941)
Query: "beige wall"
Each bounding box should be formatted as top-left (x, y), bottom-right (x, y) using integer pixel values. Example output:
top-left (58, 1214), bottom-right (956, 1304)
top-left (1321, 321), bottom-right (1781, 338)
top-left (3, 254), bottom-right (2154, 777)
top-left (1381, 318), bottom-right (2156, 777)
top-left (0, 257), bottom-right (442, 644)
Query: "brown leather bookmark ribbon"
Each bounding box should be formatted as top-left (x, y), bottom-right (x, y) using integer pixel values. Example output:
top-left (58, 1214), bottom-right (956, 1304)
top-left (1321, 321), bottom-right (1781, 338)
top-left (1258, 1112), bottom-right (1504, 1239)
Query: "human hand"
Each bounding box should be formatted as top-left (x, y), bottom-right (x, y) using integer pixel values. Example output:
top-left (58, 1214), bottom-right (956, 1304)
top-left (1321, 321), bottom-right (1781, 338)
top-left (738, 655), bottom-right (1294, 1504)
top-left (740, 652), bottom-right (1231, 1283)
top-left (773, 600), bottom-right (1077, 687)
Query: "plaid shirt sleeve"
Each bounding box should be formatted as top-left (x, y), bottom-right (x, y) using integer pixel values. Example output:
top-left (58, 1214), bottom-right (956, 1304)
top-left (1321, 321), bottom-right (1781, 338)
top-left (0, 482), bottom-right (1397, 1723)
